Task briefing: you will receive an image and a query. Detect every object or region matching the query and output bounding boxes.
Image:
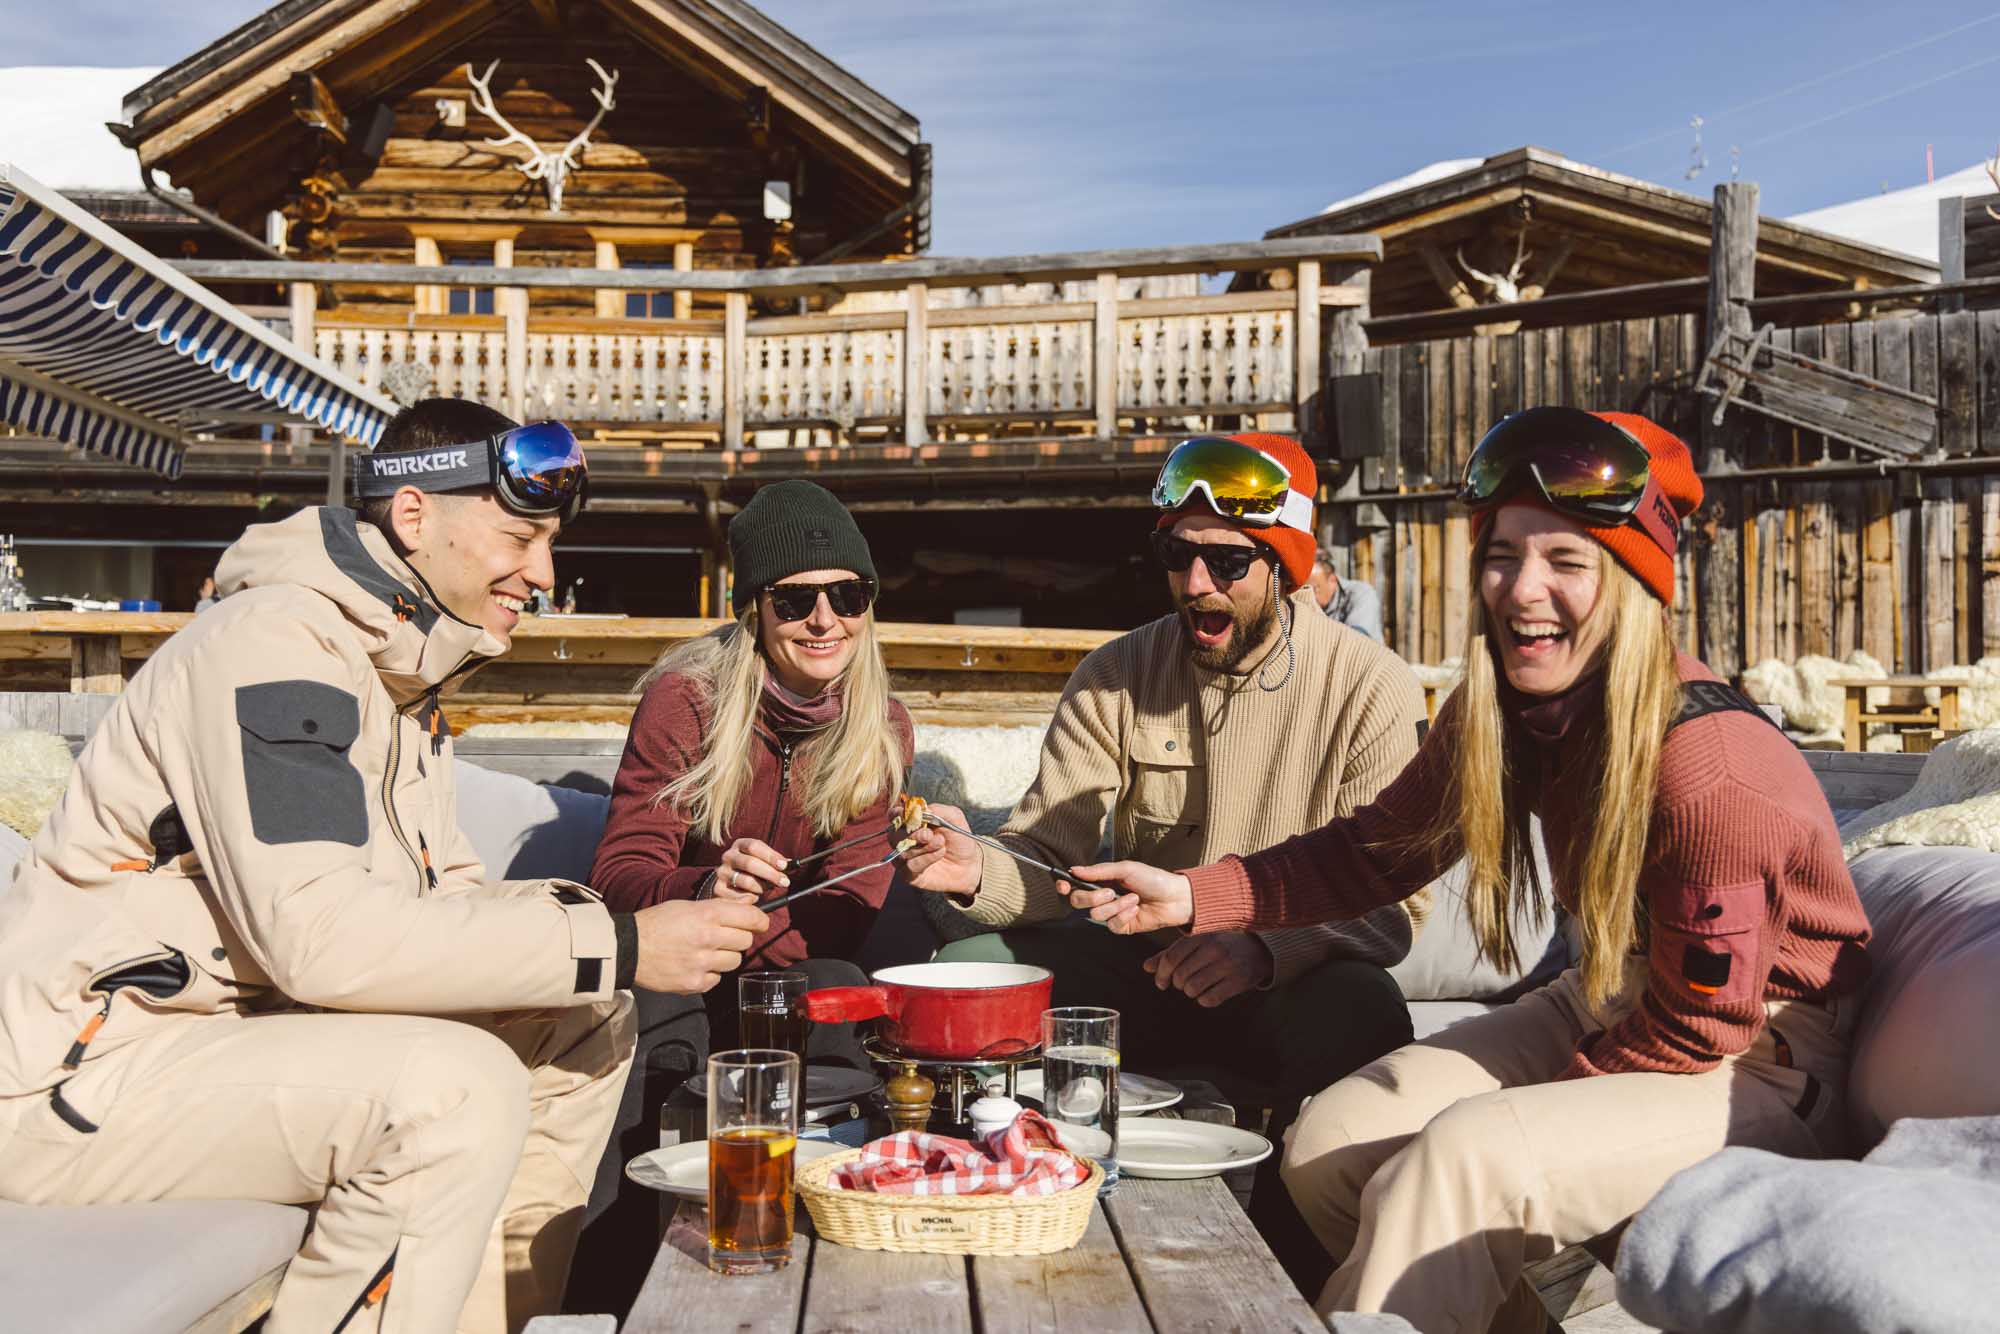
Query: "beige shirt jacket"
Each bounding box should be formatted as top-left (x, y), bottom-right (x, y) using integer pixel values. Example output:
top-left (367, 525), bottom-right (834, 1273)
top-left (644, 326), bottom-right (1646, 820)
top-left (0, 508), bottom-right (622, 1129)
top-left (940, 587), bottom-right (1430, 986)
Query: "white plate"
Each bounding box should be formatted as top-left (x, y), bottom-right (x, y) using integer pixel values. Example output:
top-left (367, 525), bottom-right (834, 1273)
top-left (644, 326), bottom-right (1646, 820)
top-left (1112, 1118), bottom-right (1272, 1180)
top-left (1003, 1069), bottom-right (1185, 1114)
top-left (625, 1138), bottom-right (845, 1201)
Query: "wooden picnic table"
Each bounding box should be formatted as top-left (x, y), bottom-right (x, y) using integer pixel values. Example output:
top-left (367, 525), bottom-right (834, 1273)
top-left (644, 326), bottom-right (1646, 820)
top-left (623, 1169), bottom-right (1320, 1333)
top-left (1834, 675), bottom-right (1963, 752)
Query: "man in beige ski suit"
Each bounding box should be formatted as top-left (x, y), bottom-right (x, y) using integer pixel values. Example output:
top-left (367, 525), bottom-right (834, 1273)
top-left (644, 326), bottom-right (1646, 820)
top-left (0, 400), bottom-right (766, 1332)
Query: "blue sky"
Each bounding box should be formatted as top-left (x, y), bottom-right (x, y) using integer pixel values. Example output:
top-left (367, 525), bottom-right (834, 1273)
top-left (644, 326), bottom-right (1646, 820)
top-left (15, 1), bottom-right (2000, 255)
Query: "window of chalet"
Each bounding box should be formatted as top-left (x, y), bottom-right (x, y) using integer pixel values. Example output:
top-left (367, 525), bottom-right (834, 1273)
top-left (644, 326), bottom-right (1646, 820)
top-left (447, 257), bottom-right (496, 316)
top-left (623, 260), bottom-right (678, 319)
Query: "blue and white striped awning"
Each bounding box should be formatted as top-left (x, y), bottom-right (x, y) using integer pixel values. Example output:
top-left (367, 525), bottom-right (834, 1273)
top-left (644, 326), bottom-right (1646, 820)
top-left (0, 163), bottom-right (394, 478)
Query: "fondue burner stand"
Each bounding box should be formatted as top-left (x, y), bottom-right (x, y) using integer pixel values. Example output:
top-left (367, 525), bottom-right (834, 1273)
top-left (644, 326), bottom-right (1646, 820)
top-left (862, 1035), bottom-right (1041, 1133)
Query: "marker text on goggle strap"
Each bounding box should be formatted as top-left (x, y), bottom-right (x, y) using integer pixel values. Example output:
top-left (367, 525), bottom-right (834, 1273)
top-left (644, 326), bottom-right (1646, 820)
top-left (364, 449), bottom-right (470, 477)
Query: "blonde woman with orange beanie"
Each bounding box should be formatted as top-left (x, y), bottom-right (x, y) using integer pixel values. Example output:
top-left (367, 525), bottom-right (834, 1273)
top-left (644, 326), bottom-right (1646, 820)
top-left (1063, 407), bottom-right (1872, 1332)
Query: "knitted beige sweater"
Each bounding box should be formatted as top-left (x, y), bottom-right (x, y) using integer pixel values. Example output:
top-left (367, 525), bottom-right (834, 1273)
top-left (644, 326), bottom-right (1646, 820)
top-left (942, 587), bottom-right (1430, 985)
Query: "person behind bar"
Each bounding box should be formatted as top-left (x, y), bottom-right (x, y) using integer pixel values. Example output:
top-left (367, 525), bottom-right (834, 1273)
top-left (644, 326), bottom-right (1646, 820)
top-left (1063, 408), bottom-right (1872, 1333)
top-left (590, 479), bottom-right (913, 1070)
top-left (900, 433), bottom-right (1426, 1295)
top-left (0, 397), bottom-right (768, 1334)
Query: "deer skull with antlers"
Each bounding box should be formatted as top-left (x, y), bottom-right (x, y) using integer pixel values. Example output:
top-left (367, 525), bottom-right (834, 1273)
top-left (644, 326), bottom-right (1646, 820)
top-left (1457, 229), bottom-right (1533, 305)
top-left (464, 58), bottom-right (619, 212)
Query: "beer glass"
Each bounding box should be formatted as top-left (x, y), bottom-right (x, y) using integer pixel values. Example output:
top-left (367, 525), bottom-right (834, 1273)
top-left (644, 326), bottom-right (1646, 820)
top-left (738, 970), bottom-right (810, 1066)
top-left (706, 1049), bottom-right (800, 1274)
top-left (1040, 1006), bottom-right (1120, 1195)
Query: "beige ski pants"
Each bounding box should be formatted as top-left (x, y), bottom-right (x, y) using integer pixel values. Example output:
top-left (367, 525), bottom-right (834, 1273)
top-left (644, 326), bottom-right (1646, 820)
top-left (0, 995), bottom-right (635, 1334)
top-left (1279, 963), bottom-right (1852, 1334)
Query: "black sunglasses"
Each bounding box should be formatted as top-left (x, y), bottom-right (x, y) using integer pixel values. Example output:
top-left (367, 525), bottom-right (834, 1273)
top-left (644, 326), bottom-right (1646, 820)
top-left (765, 577), bottom-right (877, 622)
top-left (1149, 531), bottom-right (1267, 583)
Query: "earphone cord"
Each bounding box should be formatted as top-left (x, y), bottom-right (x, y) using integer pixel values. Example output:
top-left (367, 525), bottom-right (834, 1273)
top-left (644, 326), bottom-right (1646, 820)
top-left (1256, 577), bottom-right (1296, 693)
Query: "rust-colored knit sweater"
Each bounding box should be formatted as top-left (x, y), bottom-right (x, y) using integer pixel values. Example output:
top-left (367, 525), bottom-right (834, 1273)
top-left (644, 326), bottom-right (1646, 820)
top-left (1184, 654), bottom-right (1872, 1077)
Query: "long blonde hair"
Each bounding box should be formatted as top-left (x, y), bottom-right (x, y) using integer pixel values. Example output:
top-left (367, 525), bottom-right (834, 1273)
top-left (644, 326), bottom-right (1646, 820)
top-left (1417, 543), bottom-right (1683, 1007)
top-left (642, 608), bottom-right (905, 843)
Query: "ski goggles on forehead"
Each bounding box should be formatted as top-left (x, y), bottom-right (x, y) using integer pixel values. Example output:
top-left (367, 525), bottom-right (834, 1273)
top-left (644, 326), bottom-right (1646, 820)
top-left (1151, 436), bottom-right (1314, 532)
top-left (1458, 407), bottom-right (1680, 556)
top-left (354, 421), bottom-right (588, 524)
top-left (765, 577), bottom-right (877, 622)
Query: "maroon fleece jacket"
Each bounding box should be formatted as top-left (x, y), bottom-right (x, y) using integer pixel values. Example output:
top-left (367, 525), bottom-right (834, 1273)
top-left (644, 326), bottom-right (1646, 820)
top-left (591, 673), bottom-right (914, 969)
top-left (1183, 654), bottom-right (1871, 1077)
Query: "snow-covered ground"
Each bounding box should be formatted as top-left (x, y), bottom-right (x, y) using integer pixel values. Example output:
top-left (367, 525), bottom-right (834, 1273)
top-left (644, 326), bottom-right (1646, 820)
top-left (0, 67), bottom-right (162, 190)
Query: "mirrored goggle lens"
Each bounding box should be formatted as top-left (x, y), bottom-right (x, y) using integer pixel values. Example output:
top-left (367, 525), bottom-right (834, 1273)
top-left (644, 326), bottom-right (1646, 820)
top-left (767, 578), bottom-right (876, 621)
top-left (1149, 531), bottom-right (1261, 581)
top-left (1151, 437), bottom-right (1293, 520)
top-left (497, 422), bottom-right (587, 508)
top-left (1459, 408), bottom-right (1651, 518)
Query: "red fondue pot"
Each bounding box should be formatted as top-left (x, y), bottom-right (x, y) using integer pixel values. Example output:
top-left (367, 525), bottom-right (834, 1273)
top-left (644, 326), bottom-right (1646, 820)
top-left (802, 962), bottom-right (1052, 1061)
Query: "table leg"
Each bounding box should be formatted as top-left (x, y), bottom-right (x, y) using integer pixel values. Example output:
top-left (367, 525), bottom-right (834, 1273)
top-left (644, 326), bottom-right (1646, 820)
top-left (1941, 688), bottom-right (1960, 733)
top-left (69, 635), bottom-right (123, 694)
top-left (1843, 687), bottom-right (1862, 752)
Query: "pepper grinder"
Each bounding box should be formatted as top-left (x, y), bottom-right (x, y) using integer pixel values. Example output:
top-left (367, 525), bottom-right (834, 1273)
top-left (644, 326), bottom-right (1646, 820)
top-left (884, 1061), bottom-right (935, 1134)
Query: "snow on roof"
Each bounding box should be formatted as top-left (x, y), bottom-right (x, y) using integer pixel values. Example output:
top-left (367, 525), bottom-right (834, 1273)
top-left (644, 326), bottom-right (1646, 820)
top-left (1320, 159), bottom-right (1483, 215)
top-left (0, 67), bottom-right (162, 191)
top-left (1785, 163), bottom-right (1990, 266)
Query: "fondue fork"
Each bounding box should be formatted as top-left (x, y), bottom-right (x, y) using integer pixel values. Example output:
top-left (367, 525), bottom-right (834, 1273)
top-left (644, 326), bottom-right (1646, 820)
top-left (920, 810), bottom-right (1073, 882)
top-left (758, 837), bottom-right (917, 912)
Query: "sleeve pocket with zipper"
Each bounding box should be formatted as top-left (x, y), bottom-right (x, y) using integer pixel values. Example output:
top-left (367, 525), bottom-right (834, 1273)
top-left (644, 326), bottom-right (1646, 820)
top-left (1650, 878), bottom-right (1765, 1007)
top-left (236, 680), bottom-right (369, 847)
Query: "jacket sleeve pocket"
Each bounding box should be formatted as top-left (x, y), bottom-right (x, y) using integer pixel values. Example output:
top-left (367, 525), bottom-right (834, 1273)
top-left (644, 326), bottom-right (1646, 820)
top-left (1650, 879), bottom-right (1764, 1007)
top-left (235, 681), bottom-right (369, 847)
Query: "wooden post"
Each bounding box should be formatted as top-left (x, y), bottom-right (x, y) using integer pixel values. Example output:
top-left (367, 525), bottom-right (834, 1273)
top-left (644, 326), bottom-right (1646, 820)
top-left (594, 239), bottom-right (621, 319)
top-left (1940, 198), bottom-right (1967, 315)
top-left (673, 241), bottom-right (694, 320)
top-left (502, 287), bottom-right (528, 423)
top-left (288, 280), bottom-right (328, 489)
top-left (1326, 261), bottom-right (1370, 457)
top-left (1698, 183), bottom-right (1756, 678)
top-left (1294, 260), bottom-right (1321, 445)
top-left (723, 291), bottom-right (748, 450)
top-left (1094, 271), bottom-right (1119, 440)
top-left (70, 636), bottom-right (123, 694)
top-left (903, 281), bottom-right (928, 447)
top-left (412, 236), bottom-right (444, 315)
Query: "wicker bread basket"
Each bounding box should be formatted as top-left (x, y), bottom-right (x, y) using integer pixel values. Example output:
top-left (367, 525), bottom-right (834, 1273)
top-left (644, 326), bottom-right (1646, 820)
top-left (796, 1147), bottom-right (1102, 1256)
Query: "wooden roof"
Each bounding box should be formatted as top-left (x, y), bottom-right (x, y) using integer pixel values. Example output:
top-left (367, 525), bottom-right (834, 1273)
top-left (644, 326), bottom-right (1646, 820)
top-left (1266, 147), bottom-right (1940, 319)
top-left (112, 0), bottom-right (924, 251)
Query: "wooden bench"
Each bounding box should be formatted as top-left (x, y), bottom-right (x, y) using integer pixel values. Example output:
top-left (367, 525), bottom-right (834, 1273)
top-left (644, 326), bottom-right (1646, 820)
top-left (1831, 676), bottom-right (1964, 752)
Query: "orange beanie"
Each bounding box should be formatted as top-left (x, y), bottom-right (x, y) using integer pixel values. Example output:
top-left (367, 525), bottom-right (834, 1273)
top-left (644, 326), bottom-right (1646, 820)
top-left (1472, 412), bottom-right (1702, 605)
top-left (1154, 432), bottom-right (1319, 590)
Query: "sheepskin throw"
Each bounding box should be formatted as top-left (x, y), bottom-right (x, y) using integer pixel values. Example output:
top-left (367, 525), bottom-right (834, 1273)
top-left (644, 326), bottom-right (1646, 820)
top-left (1842, 728), bottom-right (2000, 857)
top-left (0, 729), bottom-right (75, 838)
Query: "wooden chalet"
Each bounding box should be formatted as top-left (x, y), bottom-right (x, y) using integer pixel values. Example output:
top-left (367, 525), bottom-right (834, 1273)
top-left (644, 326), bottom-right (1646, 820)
top-left (1266, 147), bottom-right (1937, 335)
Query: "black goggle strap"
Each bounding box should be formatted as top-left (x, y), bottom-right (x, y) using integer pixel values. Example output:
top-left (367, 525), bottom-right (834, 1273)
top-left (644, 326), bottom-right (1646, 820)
top-left (352, 444), bottom-right (492, 498)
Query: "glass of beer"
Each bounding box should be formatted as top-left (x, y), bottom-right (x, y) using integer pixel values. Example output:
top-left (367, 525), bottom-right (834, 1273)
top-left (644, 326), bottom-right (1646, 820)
top-left (1040, 1006), bottom-right (1121, 1195)
top-left (706, 1048), bottom-right (800, 1274)
top-left (738, 970), bottom-right (810, 1066)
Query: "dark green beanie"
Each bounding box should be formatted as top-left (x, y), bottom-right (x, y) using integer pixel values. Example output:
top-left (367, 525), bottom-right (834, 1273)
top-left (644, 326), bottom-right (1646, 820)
top-left (729, 480), bottom-right (877, 613)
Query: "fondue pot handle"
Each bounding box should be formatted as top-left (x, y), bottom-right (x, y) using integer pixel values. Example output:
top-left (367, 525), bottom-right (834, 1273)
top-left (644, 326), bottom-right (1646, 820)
top-left (802, 985), bottom-right (897, 1023)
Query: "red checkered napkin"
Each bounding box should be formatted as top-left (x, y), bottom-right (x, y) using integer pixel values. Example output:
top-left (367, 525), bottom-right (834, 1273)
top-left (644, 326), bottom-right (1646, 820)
top-left (829, 1109), bottom-right (1087, 1196)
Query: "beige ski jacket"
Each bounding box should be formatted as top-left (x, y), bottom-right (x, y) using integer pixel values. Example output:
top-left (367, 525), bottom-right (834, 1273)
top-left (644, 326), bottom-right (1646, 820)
top-left (0, 508), bottom-right (623, 1129)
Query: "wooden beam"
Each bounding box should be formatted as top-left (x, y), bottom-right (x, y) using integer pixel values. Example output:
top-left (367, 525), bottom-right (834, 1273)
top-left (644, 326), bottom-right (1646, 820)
top-left (1417, 243), bottom-right (1479, 309)
top-left (1295, 260), bottom-right (1322, 446)
top-left (1704, 182), bottom-right (1758, 472)
top-left (673, 241), bottom-right (694, 320)
top-left (1939, 197), bottom-right (1967, 314)
top-left (528, 0), bottom-right (564, 31)
top-left (722, 291), bottom-right (747, 450)
top-left (288, 71), bottom-right (347, 144)
top-left (173, 235), bottom-right (1386, 298)
top-left (1094, 271), bottom-right (1119, 440)
top-left (594, 240), bottom-right (620, 319)
top-left (904, 280), bottom-right (928, 447)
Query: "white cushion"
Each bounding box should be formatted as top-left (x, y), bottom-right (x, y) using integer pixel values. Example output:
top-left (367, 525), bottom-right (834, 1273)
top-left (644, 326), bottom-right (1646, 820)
top-left (1846, 846), bottom-right (2000, 1147)
top-left (1388, 819), bottom-right (1568, 1002)
top-left (452, 759), bottom-right (609, 886)
top-left (1408, 1000), bottom-right (1498, 1042)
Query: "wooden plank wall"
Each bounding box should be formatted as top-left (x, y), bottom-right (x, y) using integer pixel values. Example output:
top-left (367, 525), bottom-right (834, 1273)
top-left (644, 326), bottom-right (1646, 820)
top-left (1330, 311), bottom-right (2000, 677)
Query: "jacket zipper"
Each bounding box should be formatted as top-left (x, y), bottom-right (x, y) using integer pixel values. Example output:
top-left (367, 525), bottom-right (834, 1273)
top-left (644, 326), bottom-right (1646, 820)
top-left (381, 700), bottom-right (421, 891)
top-left (766, 738), bottom-right (793, 845)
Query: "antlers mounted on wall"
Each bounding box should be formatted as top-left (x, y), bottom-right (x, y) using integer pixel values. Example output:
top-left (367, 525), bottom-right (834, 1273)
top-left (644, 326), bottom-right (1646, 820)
top-left (464, 58), bottom-right (619, 212)
top-left (1457, 229), bottom-right (1532, 305)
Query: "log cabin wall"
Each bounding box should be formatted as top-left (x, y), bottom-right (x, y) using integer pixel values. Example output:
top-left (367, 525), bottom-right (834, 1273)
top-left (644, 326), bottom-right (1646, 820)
top-left (1325, 309), bottom-right (2000, 679)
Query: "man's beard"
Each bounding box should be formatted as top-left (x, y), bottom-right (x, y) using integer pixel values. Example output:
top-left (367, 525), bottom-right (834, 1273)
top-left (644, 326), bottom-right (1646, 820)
top-left (1179, 592), bottom-right (1278, 673)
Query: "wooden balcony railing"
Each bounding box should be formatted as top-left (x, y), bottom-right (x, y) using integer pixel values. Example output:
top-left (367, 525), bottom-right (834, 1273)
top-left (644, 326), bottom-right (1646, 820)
top-left (180, 238), bottom-right (1379, 449)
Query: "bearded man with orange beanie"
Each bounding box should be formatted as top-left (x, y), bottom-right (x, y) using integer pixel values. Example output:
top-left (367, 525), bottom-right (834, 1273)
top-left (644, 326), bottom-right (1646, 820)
top-left (900, 433), bottom-right (1430, 1293)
